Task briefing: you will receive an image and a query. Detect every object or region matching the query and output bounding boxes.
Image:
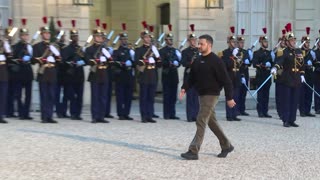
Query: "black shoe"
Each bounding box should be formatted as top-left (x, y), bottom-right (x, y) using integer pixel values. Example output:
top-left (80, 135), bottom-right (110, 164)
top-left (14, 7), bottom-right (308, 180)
top-left (141, 118), bottom-right (148, 123)
top-left (264, 114), bottom-right (272, 118)
top-left (283, 122), bottom-right (290, 127)
top-left (0, 119), bottom-right (8, 123)
top-left (290, 122), bottom-right (299, 127)
top-left (192, 118), bottom-right (197, 122)
top-left (152, 114), bottom-right (159, 118)
top-left (258, 114), bottom-right (265, 118)
top-left (48, 118), bottom-right (58, 123)
top-left (170, 116), bottom-right (180, 120)
top-left (187, 119), bottom-right (193, 122)
top-left (226, 117), bottom-right (233, 121)
top-left (217, 145), bottom-right (234, 158)
top-left (181, 150), bottom-right (199, 160)
top-left (305, 113), bottom-right (316, 117)
top-left (240, 112), bottom-right (249, 116)
top-left (6, 115), bottom-right (17, 118)
top-left (71, 116), bottom-right (82, 120)
top-left (105, 114), bottom-right (114, 118)
top-left (41, 118), bottom-right (50, 123)
top-left (118, 116), bottom-right (126, 120)
top-left (300, 113), bottom-right (306, 117)
top-left (233, 117), bottom-right (241, 121)
top-left (97, 119), bottom-right (110, 123)
top-left (147, 118), bottom-right (157, 123)
top-left (91, 119), bottom-right (97, 123)
top-left (316, 110), bottom-right (320, 114)
top-left (19, 116), bottom-right (33, 120)
top-left (125, 116), bottom-right (133, 120)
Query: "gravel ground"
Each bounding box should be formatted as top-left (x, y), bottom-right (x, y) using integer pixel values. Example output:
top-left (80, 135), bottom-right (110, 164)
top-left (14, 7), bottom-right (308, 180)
top-left (0, 100), bottom-right (319, 180)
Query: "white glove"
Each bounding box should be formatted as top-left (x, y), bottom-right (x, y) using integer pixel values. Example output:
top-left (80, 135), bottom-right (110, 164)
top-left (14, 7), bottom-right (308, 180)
top-left (232, 48), bottom-right (239, 57)
top-left (27, 44), bottom-right (33, 56)
top-left (100, 56), bottom-right (107, 62)
top-left (148, 57), bottom-right (155, 63)
top-left (0, 54), bottom-right (6, 61)
top-left (125, 60), bottom-right (132, 67)
top-left (244, 59), bottom-right (250, 65)
top-left (129, 49), bottom-right (135, 61)
top-left (4, 40), bottom-right (11, 53)
top-left (175, 49), bottom-right (182, 61)
top-left (310, 50), bottom-right (316, 60)
top-left (265, 62), bottom-right (271, 67)
top-left (82, 47), bottom-right (86, 52)
top-left (76, 60), bottom-right (85, 66)
top-left (151, 45), bottom-right (160, 58)
top-left (47, 55), bottom-right (55, 63)
top-left (49, 45), bottom-right (60, 56)
top-left (248, 49), bottom-right (253, 60)
top-left (102, 48), bottom-right (111, 59)
top-left (173, 60), bottom-right (179, 67)
top-left (241, 77), bottom-right (246, 85)
top-left (301, 75), bottom-right (306, 83)
top-left (107, 47), bottom-right (114, 55)
top-left (307, 60), bottom-right (312, 66)
top-left (270, 51), bottom-right (275, 62)
top-left (270, 67), bottom-right (277, 75)
top-left (22, 55), bottom-right (31, 62)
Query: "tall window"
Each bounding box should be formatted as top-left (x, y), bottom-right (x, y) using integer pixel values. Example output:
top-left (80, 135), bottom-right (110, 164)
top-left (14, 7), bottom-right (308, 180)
top-left (0, 0), bottom-right (10, 30)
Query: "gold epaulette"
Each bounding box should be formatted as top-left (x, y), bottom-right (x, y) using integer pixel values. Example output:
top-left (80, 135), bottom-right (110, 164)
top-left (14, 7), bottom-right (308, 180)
top-left (276, 49), bottom-right (283, 57)
top-left (300, 71), bottom-right (305, 74)
top-left (90, 59), bottom-right (97, 65)
top-left (217, 51), bottom-right (223, 58)
top-left (0, 61), bottom-right (6, 65)
top-left (274, 64), bottom-right (281, 69)
top-left (302, 50), bottom-right (306, 57)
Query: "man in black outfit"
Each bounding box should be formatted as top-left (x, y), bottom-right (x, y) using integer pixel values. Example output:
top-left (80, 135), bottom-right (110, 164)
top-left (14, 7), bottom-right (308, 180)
top-left (180, 34), bottom-right (236, 160)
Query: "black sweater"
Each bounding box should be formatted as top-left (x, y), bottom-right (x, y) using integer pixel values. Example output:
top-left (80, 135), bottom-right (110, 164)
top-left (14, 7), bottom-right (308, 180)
top-left (182, 52), bottom-right (233, 100)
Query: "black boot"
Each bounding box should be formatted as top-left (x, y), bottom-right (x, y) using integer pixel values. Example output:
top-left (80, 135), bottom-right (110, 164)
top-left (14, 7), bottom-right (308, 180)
top-left (0, 119), bottom-right (8, 123)
top-left (181, 150), bottom-right (199, 160)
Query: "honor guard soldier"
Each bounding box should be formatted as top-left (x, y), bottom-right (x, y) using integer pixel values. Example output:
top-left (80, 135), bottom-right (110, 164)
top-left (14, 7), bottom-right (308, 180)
top-left (85, 19), bottom-right (112, 123)
top-left (60, 20), bottom-right (85, 120)
top-left (237, 28), bottom-right (252, 116)
top-left (271, 23), bottom-right (304, 127)
top-left (55, 20), bottom-right (69, 118)
top-left (314, 30), bottom-right (320, 114)
top-left (6, 18), bottom-right (18, 118)
top-left (218, 26), bottom-right (241, 121)
top-left (112, 23), bottom-right (134, 120)
top-left (32, 16), bottom-right (61, 123)
top-left (101, 23), bottom-right (114, 119)
top-left (274, 29), bottom-right (287, 119)
top-left (181, 24), bottom-right (199, 122)
top-left (252, 27), bottom-right (275, 118)
top-left (0, 23), bottom-right (13, 123)
top-left (159, 24), bottom-right (181, 120)
top-left (11, 18), bottom-right (34, 120)
top-left (299, 27), bottom-right (316, 117)
top-left (135, 21), bottom-right (162, 123)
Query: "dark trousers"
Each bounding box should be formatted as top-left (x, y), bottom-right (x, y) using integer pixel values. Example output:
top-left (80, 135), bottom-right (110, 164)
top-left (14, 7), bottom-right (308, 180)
top-left (238, 80), bottom-right (248, 113)
top-left (115, 82), bottom-right (133, 117)
top-left (186, 87), bottom-right (199, 121)
top-left (281, 85), bottom-right (300, 123)
top-left (16, 81), bottom-right (32, 118)
top-left (91, 82), bottom-right (108, 120)
top-left (299, 82), bottom-right (313, 114)
top-left (6, 81), bottom-right (19, 116)
top-left (314, 83), bottom-right (320, 112)
top-left (0, 82), bottom-right (8, 119)
top-left (39, 82), bottom-right (56, 119)
top-left (162, 83), bottom-right (178, 118)
top-left (105, 80), bottom-right (112, 116)
top-left (256, 82), bottom-right (271, 115)
top-left (226, 87), bottom-right (240, 118)
top-left (65, 82), bottom-right (84, 118)
top-left (275, 82), bottom-right (284, 118)
top-left (55, 82), bottom-right (68, 116)
top-left (139, 83), bottom-right (156, 119)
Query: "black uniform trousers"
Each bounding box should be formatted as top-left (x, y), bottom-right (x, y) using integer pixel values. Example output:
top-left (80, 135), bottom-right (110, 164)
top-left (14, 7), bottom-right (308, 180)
top-left (55, 82), bottom-right (68, 117)
top-left (275, 81), bottom-right (284, 118)
top-left (281, 84), bottom-right (300, 123)
top-left (0, 82), bottom-right (8, 119)
top-left (299, 69), bottom-right (313, 114)
top-left (257, 81), bottom-right (271, 115)
top-left (64, 82), bottom-right (84, 118)
top-left (39, 82), bottom-right (56, 120)
top-left (16, 81), bottom-right (32, 118)
top-left (238, 78), bottom-right (249, 114)
top-left (226, 87), bottom-right (240, 118)
top-left (162, 82), bottom-right (178, 118)
top-left (6, 81), bottom-right (19, 116)
top-left (115, 82), bottom-right (133, 117)
top-left (91, 82), bottom-right (108, 120)
top-left (139, 83), bottom-right (156, 119)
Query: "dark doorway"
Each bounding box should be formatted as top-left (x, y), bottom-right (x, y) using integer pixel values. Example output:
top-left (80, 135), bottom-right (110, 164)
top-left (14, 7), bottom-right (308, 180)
top-left (160, 3), bottom-right (170, 25)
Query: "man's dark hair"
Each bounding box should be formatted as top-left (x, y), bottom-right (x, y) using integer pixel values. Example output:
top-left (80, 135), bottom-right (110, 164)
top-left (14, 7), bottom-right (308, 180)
top-left (199, 34), bottom-right (213, 45)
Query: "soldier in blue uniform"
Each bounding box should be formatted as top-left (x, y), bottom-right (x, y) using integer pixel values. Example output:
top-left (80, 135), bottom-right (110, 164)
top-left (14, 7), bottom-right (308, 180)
top-left (135, 21), bottom-right (162, 123)
top-left (32, 16), bottom-right (61, 123)
top-left (112, 23), bottom-right (134, 120)
top-left (271, 23), bottom-right (304, 127)
top-left (60, 20), bottom-right (85, 120)
top-left (85, 19), bottom-right (112, 123)
top-left (219, 26), bottom-right (241, 121)
top-left (252, 28), bottom-right (275, 118)
top-left (237, 28), bottom-right (252, 116)
top-left (159, 24), bottom-right (180, 120)
top-left (181, 24), bottom-right (199, 122)
top-left (314, 31), bottom-right (320, 114)
top-left (299, 27), bottom-right (316, 117)
top-left (11, 18), bottom-right (34, 120)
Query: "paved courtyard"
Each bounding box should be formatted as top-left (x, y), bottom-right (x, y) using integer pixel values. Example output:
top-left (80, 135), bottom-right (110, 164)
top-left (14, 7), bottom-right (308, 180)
top-left (1, 100), bottom-right (320, 180)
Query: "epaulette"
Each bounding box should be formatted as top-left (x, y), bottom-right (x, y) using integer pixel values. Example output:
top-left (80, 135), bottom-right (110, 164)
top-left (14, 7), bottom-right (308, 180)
top-left (217, 51), bottom-right (223, 58)
top-left (302, 50), bottom-right (306, 57)
top-left (276, 49), bottom-right (284, 57)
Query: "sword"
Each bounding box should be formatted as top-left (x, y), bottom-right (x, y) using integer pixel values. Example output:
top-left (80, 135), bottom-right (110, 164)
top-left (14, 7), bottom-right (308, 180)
top-left (311, 38), bottom-right (319, 51)
top-left (249, 39), bottom-right (259, 50)
top-left (179, 38), bottom-right (187, 50)
top-left (134, 37), bottom-right (141, 46)
top-left (298, 41), bottom-right (306, 49)
top-left (252, 74), bottom-right (273, 96)
top-left (157, 32), bottom-right (165, 42)
top-left (30, 30), bottom-right (41, 45)
top-left (272, 41), bottom-right (281, 53)
top-left (304, 81), bottom-right (320, 98)
top-left (106, 30), bottom-right (114, 41)
top-left (112, 35), bottom-right (120, 46)
top-left (243, 82), bottom-right (258, 104)
top-left (8, 27), bottom-right (18, 37)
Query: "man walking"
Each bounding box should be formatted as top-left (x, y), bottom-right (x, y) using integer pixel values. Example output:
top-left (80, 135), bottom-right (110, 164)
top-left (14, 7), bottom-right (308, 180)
top-left (180, 34), bottom-right (235, 160)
